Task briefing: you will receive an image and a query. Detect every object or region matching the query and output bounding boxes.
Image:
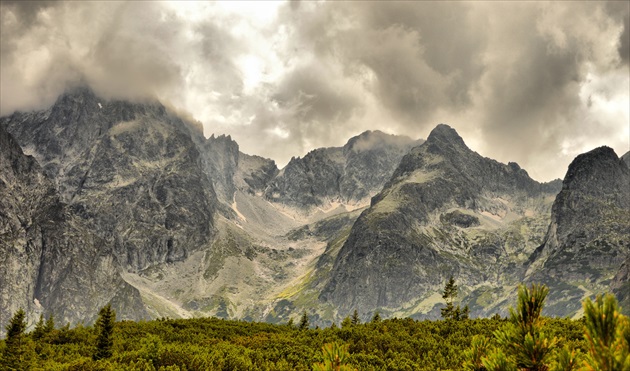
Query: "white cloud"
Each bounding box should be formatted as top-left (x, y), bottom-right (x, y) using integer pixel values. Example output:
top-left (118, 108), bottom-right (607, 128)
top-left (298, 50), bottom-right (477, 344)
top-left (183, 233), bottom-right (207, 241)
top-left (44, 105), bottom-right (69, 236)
top-left (1, 1), bottom-right (628, 179)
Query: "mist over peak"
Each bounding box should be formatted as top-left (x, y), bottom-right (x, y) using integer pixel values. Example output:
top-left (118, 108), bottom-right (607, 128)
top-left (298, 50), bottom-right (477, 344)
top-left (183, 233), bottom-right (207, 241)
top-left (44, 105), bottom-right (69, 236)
top-left (1, 1), bottom-right (628, 181)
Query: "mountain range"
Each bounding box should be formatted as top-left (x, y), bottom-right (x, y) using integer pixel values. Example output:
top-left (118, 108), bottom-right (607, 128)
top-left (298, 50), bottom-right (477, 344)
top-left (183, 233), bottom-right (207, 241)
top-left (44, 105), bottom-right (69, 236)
top-left (1, 87), bottom-right (628, 331)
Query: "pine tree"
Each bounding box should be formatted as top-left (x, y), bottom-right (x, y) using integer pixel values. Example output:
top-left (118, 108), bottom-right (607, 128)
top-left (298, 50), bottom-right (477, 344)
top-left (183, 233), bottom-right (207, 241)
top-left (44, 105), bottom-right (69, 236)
top-left (341, 316), bottom-right (352, 328)
top-left (3, 308), bottom-right (35, 370)
top-left (32, 314), bottom-right (46, 340)
top-left (462, 335), bottom-right (491, 371)
top-left (312, 342), bottom-right (356, 371)
top-left (93, 303), bottom-right (116, 360)
top-left (550, 345), bottom-right (582, 371)
top-left (486, 284), bottom-right (557, 371)
top-left (460, 305), bottom-right (470, 320)
top-left (441, 276), bottom-right (457, 320)
top-left (371, 311), bottom-right (381, 323)
top-left (44, 314), bottom-right (55, 333)
top-left (582, 293), bottom-right (630, 370)
top-left (298, 310), bottom-right (309, 330)
top-left (351, 310), bottom-right (360, 326)
top-left (441, 276), bottom-right (469, 320)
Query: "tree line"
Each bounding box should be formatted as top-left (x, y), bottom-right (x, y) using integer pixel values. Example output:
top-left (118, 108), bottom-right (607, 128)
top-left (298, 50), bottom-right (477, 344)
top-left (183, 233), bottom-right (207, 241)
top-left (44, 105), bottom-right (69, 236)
top-left (1, 281), bottom-right (628, 370)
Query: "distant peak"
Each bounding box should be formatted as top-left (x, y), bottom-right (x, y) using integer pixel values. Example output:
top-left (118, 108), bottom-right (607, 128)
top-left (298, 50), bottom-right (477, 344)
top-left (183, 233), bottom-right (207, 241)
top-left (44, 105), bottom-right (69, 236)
top-left (344, 130), bottom-right (415, 153)
top-left (426, 124), bottom-right (467, 148)
top-left (57, 85), bottom-right (98, 102)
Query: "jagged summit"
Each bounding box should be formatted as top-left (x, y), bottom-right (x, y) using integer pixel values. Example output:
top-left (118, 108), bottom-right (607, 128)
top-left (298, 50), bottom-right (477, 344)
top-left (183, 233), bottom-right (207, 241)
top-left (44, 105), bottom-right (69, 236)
top-left (564, 146), bottom-right (626, 185)
top-left (53, 85), bottom-right (167, 117)
top-left (425, 123), bottom-right (467, 148)
top-left (344, 130), bottom-right (418, 154)
top-left (553, 146), bottom-right (630, 216)
top-left (263, 131), bottom-right (420, 209)
top-left (552, 146), bottom-right (629, 226)
top-left (321, 123), bottom-right (562, 316)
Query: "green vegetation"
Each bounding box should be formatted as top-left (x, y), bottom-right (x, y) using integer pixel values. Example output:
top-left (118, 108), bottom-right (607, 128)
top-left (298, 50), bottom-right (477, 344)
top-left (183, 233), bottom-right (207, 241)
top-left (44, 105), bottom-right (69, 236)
top-left (94, 304), bottom-right (116, 360)
top-left (462, 285), bottom-right (630, 371)
top-left (2, 308), bottom-right (35, 370)
top-left (484, 284), bottom-right (558, 369)
top-left (582, 294), bottom-right (630, 370)
top-left (441, 276), bottom-right (470, 321)
top-left (0, 288), bottom-right (627, 370)
top-left (313, 342), bottom-right (356, 371)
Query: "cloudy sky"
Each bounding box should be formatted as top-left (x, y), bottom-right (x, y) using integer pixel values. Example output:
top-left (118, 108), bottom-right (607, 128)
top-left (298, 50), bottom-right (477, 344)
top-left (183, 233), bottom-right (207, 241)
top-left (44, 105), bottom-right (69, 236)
top-left (1, 1), bottom-right (628, 181)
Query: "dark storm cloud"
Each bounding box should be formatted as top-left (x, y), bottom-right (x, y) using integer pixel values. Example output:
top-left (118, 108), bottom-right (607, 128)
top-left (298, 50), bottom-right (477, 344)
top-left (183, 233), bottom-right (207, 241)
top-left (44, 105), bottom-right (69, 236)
top-left (467, 2), bottom-right (628, 178)
top-left (272, 64), bottom-right (360, 124)
top-left (277, 1), bottom-right (628, 179)
top-left (280, 2), bottom-right (486, 126)
top-left (604, 1), bottom-right (630, 65)
top-left (1, 1), bottom-right (627, 180)
top-left (0, 1), bottom-right (240, 113)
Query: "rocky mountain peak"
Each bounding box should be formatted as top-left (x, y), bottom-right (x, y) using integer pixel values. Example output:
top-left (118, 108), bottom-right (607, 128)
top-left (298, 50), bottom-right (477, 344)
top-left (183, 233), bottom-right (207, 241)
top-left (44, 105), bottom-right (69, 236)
top-left (562, 146), bottom-right (629, 197)
top-left (53, 86), bottom-right (167, 122)
top-left (525, 146), bottom-right (629, 315)
top-left (343, 130), bottom-right (417, 155)
top-left (264, 131), bottom-right (420, 209)
top-left (425, 124), bottom-right (467, 149)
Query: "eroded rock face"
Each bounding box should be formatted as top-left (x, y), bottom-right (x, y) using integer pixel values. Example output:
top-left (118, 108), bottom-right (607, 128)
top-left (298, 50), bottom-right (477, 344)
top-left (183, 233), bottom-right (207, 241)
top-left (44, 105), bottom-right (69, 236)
top-left (234, 153), bottom-right (279, 196)
top-left (0, 125), bottom-right (146, 333)
top-left (526, 146), bottom-right (630, 315)
top-left (3, 88), bottom-right (218, 273)
top-left (320, 124), bottom-right (562, 318)
top-left (199, 134), bottom-right (240, 202)
top-left (264, 131), bottom-right (421, 210)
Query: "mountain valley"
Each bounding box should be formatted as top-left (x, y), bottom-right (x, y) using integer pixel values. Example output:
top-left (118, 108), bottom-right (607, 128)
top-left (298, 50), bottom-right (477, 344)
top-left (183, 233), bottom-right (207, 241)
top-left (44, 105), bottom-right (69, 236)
top-left (1, 88), bottom-right (628, 331)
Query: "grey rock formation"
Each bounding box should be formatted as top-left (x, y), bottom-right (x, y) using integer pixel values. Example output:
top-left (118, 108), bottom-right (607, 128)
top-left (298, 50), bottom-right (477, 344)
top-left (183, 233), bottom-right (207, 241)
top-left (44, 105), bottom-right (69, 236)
top-left (320, 124), bottom-right (562, 318)
top-left (3, 88), bottom-right (218, 273)
top-left (527, 146), bottom-right (630, 315)
top-left (264, 131), bottom-right (421, 209)
top-left (234, 153), bottom-right (279, 196)
top-left (199, 134), bottom-right (240, 202)
top-left (0, 125), bottom-right (146, 333)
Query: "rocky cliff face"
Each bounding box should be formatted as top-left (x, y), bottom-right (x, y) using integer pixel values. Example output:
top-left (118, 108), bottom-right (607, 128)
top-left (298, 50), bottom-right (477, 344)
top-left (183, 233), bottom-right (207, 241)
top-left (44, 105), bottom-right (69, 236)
top-left (526, 146), bottom-right (630, 315)
top-left (3, 88), bottom-right (218, 273)
top-left (199, 134), bottom-right (240, 203)
top-left (264, 131), bottom-right (421, 210)
top-left (0, 125), bottom-right (146, 333)
top-left (320, 124), bottom-right (561, 319)
top-left (234, 153), bottom-right (279, 196)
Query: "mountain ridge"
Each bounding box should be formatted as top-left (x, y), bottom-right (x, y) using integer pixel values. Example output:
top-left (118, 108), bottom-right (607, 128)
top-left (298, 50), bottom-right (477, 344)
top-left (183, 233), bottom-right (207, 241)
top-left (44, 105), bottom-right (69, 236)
top-left (1, 88), bottom-right (626, 329)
